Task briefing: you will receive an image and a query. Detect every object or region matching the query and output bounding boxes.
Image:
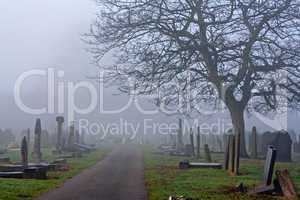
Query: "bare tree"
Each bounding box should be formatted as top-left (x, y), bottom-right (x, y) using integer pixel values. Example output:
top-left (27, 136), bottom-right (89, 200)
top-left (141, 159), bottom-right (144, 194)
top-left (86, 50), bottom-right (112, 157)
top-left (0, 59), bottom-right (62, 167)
top-left (86, 0), bottom-right (300, 160)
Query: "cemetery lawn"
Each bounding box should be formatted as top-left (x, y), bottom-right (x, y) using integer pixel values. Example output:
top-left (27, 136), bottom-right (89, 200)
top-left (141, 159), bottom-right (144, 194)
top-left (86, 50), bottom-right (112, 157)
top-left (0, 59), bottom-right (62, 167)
top-left (0, 148), bottom-right (110, 200)
top-left (144, 147), bottom-right (300, 200)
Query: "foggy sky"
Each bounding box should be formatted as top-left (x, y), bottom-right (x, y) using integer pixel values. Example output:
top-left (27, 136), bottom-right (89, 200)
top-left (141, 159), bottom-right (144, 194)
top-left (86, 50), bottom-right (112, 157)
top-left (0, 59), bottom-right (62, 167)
top-left (0, 0), bottom-right (298, 134)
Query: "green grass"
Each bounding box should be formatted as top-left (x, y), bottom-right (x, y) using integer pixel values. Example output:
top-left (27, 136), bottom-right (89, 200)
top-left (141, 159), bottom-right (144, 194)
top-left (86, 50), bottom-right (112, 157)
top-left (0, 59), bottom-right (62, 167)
top-left (144, 146), bottom-right (300, 200)
top-left (0, 148), bottom-right (110, 200)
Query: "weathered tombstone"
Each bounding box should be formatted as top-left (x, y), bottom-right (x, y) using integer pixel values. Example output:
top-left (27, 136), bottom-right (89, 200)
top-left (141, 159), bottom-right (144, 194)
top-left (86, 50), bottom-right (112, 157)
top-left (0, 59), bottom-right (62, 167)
top-left (204, 144), bottom-right (212, 163)
top-left (21, 136), bottom-right (28, 168)
top-left (250, 126), bottom-right (258, 159)
top-left (196, 127), bottom-right (200, 158)
top-left (263, 146), bottom-right (277, 186)
top-left (33, 119), bottom-right (42, 163)
top-left (189, 128), bottom-right (195, 157)
top-left (261, 131), bottom-right (292, 162)
top-left (56, 116), bottom-right (64, 152)
top-left (177, 119), bottom-right (184, 151)
top-left (228, 135), bottom-right (235, 174)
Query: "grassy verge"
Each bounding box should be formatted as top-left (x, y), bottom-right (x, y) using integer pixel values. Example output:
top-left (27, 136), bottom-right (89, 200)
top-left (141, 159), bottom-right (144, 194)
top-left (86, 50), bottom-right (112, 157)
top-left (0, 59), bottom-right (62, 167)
top-left (0, 148), bottom-right (110, 200)
top-left (144, 146), bottom-right (300, 200)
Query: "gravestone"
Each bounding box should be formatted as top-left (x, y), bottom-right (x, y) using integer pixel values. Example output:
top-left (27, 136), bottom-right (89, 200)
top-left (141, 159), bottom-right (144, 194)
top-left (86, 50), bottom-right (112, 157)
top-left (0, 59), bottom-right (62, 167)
top-left (56, 116), bottom-right (64, 152)
top-left (33, 119), bottom-right (42, 163)
top-left (21, 136), bottom-right (28, 168)
top-left (261, 131), bottom-right (292, 162)
top-left (263, 146), bottom-right (277, 186)
top-left (204, 144), bottom-right (212, 163)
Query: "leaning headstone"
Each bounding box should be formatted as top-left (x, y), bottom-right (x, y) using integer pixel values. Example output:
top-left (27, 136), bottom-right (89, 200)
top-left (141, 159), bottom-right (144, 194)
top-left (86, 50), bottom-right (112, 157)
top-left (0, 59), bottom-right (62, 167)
top-left (33, 119), bottom-right (42, 163)
top-left (261, 131), bottom-right (292, 162)
top-left (250, 126), bottom-right (258, 159)
top-left (56, 116), bottom-right (64, 152)
top-left (21, 136), bottom-right (28, 168)
top-left (204, 144), bottom-right (212, 163)
top-left (263, 146), bottom-right (277, 186)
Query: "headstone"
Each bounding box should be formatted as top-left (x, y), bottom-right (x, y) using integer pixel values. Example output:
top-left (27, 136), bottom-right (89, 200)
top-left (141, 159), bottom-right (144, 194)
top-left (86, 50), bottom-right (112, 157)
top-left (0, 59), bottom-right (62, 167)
top-left (250, 126), bottom-right (258, 159)
top-left (196, 127), bottom-right (200, 158)
top-left (263, 146), bottom-right (277, 186)
top-left (21, 136), bottom-right (28, 168)
top-left (56, 116), bottom-right (64, 152)
top-left (33, 119), bottom-right (42, 163)
top-left (261, 131), bottom-right (292, 162)
top-left (204, 144), bottom-right (212, 163)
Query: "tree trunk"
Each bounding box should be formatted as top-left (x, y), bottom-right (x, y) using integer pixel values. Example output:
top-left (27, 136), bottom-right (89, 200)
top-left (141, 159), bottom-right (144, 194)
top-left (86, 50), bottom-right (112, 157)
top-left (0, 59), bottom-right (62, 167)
top-left (230, 109), bottom-right (248, 158)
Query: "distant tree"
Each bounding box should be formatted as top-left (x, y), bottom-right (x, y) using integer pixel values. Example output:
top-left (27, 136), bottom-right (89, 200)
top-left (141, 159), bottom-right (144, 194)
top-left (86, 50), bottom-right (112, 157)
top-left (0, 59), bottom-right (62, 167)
top-left (87, 0), bottom-right (300, 163)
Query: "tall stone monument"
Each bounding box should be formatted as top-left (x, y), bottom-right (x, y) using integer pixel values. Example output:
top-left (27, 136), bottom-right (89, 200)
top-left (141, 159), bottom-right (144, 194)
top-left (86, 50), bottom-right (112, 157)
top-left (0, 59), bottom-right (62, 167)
top-left (56, 116), bottom-right (64, 152)
top-left (33, 119), bottom-right (42, 163)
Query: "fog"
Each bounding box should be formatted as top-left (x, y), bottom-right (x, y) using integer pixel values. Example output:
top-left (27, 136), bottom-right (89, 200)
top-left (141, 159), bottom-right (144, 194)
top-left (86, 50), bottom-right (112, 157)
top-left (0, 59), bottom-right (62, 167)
top-left (0, 0), bottom-right (298, 134)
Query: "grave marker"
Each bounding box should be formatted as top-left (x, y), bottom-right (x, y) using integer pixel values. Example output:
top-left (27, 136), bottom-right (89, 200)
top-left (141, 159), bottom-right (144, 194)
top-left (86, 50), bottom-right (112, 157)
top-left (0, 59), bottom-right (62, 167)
top-left (263, 146), bottom-right (277, 186)
top-left (56, 116), bottom-right (64, 152)
top-left (204, 144), bottom-right (212, 163)
top-left (21, 136), bottom-right (28, 168)
top-left (33, 119), bottom-right (42, 163)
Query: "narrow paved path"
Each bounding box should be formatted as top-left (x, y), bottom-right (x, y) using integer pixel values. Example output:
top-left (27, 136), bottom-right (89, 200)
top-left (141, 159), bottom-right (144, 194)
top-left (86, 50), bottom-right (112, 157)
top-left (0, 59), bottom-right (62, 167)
top-left (35, 145), bottom-right (147, 200)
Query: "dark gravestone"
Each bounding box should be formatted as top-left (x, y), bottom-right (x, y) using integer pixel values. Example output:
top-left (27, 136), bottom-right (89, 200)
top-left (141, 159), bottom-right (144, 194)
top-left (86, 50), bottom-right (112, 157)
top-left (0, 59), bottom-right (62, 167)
top-left (21, 136), bottom-right (28, 168)
top-left (261, 131), bottom-right (292, 162)
top-left (204, 144), bottom-right (212, 163)
top-left (33, 119), bottom-right (42, 163)
top-left (263, 146), bottom-right (277, 186)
